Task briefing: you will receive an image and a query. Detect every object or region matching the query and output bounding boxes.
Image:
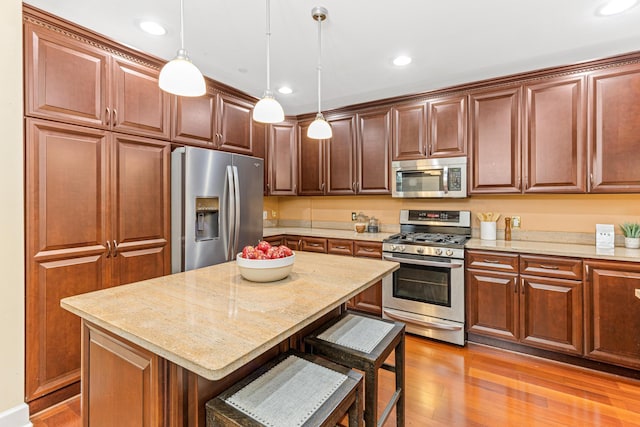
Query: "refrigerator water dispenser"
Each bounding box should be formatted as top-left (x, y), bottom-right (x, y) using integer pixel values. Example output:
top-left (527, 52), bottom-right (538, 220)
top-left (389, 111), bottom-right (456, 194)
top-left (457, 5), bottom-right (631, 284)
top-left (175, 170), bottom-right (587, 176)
top-left (195, 197), bottom-right (219, 241)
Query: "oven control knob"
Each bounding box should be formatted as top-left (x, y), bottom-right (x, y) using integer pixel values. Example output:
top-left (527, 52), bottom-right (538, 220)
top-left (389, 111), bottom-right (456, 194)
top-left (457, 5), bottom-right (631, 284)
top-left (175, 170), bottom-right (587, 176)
top-left (435, 248), bottom-right (443, 256)
top-left (446, 249), bottom-right (454, 256)
top-left (416, 247), bottom-right (424, 254)
top-left (398, 245), bottom-right (406, 252)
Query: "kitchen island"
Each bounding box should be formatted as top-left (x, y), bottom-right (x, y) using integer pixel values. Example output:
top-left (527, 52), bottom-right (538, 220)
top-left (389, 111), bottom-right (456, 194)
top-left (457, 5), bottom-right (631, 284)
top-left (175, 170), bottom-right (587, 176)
top-left (61, 251), bottom-right (398, 426)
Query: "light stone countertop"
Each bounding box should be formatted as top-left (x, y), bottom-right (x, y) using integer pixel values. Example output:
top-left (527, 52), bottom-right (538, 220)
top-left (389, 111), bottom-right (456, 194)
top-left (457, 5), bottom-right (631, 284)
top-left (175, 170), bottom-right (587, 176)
top-left (61, 251), bottom-right (399, 381)
top-left (263, 227), bottom-right (395, 243)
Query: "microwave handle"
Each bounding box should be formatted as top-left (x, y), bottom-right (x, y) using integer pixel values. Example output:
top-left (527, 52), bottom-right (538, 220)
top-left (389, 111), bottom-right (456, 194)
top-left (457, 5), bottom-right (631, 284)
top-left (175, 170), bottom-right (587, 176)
top-left (443, 166), bottom-right (449, 194)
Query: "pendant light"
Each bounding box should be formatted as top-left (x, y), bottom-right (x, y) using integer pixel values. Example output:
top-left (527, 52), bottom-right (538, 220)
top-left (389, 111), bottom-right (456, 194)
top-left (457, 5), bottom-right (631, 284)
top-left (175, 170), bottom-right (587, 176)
top-left (253, 0), bottom-right (285, 123)
top-left (159, 0), bottom-right (206, 97)
top-left (307, 6), bottom-right (332, 140)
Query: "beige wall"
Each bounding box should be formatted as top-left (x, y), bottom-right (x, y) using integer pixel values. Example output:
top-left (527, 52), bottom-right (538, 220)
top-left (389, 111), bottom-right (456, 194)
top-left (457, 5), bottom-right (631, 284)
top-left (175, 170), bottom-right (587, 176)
top-left (273, 193), bottom-right (640, 235)
top-left (0, 0), bottom-right (25, 413)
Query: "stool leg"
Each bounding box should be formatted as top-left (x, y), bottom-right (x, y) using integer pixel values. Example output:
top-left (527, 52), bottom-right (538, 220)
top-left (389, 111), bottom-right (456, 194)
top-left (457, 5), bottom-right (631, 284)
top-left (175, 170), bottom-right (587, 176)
top-left (364, 364), bottom-right (378, 427)
top-left (348, 381), bottom-right (364, 426)
top-left (395, 336), bottom-right (406, 426)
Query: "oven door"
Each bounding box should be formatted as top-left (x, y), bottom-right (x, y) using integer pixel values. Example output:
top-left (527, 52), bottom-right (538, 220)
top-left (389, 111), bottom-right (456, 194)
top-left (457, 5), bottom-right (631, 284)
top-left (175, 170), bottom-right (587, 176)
top-left (382, 252), bottom-right (464, 323)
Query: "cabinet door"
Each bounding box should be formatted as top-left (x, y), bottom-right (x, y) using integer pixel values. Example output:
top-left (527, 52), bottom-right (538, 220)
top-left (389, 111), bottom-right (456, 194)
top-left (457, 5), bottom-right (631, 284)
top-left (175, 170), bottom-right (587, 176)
top-left (428, 95), bottom-right (467, 158)
top-left (110, 133), bottom-right (170, 287)
top-left (300, 237), bottom-right (328, 253)
top-left (520, 275), bottom-right (583, 355)
top-left (327, 239), bottom-right (354, 256)
top-left (252, 121), bottom-right (269, 194)
top-left (171, 92), bottom-right (216, 146)
top-left (25, 119), bottom-right (110, 404)
top-left (466, 269), bottom-right (519, 341)
top-left (524, 76), bottom-right (586, 193)
top-left (588, 63), bottom-right (640, 192)
top-left (391, 102), bottom-right (427, 160)
top-left (585, 261), bottom-right (640, 369)
top-left (24, 22), bottom-right (110, 128)
top-left (216, 94), bottom-right (254, 155)
top-left (112, 57), bottom-right (170, 139)
top-left (297, 122), bottom-right (325, 195)
top-left (284, 236), bottom-right (301, 251)
top-left (469, 86), bottom-right (522, 193)
top-left (269, 121), bottom-right (297, 195)
top-left (263, 235), bottom-right (284, 247)
top-left (326, 115), bottom-right (357, 195)
top-left (357, 108), bottom-right (391, 194)
top-left (352, 241), bottom-right (383, 316)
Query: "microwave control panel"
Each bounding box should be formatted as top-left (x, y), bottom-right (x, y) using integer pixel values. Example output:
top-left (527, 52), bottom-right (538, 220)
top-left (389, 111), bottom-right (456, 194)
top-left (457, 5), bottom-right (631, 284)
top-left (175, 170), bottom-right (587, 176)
top-left (449, 168), bottom-right (462, 191)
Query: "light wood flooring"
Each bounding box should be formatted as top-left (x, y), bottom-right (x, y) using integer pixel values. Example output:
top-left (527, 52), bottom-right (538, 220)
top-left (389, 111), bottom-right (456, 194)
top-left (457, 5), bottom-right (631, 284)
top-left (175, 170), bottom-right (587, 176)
top-left (31, 334), bottom-right (640, 426)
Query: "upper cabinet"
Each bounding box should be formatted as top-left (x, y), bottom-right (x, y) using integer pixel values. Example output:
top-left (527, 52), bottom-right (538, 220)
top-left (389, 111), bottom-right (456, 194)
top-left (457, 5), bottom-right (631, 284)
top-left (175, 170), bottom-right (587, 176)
top-left (268, 121), bottom-right (298, 195)
top-left (523, 75), bottom-right (587, 193)
top-left (469, 86), bottom-right (522, 194)
top-left (215, 93), bottom-right (254, 155)
top-left (25, 21), bottom-right (170, 139)
top-left (171, 92), bottom-right (216, 147)
top-left (297, 121), bottom-right (325, 195)
top-left (356, 108), bottom-right (392, 194)
top-left (326, 115), bottom-right (357, 195)
top-left (588, 63), bottom-right (640, 193)
top-left (428, 94), bottom-right (467, 158)
top-left (391, 101), bottom-right (427, 160)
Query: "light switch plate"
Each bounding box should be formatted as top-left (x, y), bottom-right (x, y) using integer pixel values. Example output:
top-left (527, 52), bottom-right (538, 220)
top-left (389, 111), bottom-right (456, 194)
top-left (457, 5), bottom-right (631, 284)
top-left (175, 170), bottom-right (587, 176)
top-left (596, 224), bottom-right (615, 249)
top-left (263, 210), bottom-right (268, 220)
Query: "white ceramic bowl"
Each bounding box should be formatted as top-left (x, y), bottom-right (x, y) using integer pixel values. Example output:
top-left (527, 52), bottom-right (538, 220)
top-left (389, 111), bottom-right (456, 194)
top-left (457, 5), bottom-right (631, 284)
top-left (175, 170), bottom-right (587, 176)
top-left (236, 252), bottom-right (295, 282)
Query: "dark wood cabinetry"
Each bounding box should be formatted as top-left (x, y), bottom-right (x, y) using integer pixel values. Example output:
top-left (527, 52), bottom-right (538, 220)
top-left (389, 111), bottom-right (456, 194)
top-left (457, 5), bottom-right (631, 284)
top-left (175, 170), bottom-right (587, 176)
top-left (300, 237), bottom-right (329, 253)
top-left (25, 118), bottom-right (170, 408)
top-left (356, 108), bottom-right (392, 194)
top-left (469, 86), bottom-right (522, 193)
top-left (215, 93), bottom-right (254, 154)
top-left (297, 121), bottom-right (325, 195)
top-left (584, 260), bottom-right (640, 369)
top-left (523, 76), bottom-right (587, 193)
top-left (588, 63), bottom-right (640, 193)
top-left (350, 241), bottom-right (383, 316)
top-left (171, 92), bottom-right (216, 146)
top-left (391, 101), bottom-right (427, 160)
top-left (326, 116), bottom-right (357, 195)
top-left (467, 250), bottom-right (583, 355)
top-left (327, 239), bottom-right (354, 256)
top-left (428, 95), bottom-right (467, 158)
top-left (268, 121), bottom-right (297, 195)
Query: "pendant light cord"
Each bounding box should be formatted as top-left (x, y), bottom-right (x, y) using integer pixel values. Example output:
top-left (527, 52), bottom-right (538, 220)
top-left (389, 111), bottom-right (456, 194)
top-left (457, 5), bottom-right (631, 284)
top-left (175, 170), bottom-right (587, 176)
top-left (266, 0), bottom-right (272, 92)
top-left (316, 15), bottom-right (322, 114)
top-left (179, 0), bottom-right (185, 50)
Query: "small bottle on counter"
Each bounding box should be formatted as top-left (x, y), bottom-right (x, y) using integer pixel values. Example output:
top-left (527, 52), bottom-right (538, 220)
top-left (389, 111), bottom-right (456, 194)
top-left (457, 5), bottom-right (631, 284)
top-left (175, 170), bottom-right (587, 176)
top-left (504, 217), bottom-right (512, 241)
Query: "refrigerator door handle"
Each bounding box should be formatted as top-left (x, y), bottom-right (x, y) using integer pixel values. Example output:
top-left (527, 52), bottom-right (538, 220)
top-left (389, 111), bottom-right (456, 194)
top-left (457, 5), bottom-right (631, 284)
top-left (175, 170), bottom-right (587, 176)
top-left (232, 165), bottom-right (241, 259)
top-left (226, 165), bottom-right (236, 262)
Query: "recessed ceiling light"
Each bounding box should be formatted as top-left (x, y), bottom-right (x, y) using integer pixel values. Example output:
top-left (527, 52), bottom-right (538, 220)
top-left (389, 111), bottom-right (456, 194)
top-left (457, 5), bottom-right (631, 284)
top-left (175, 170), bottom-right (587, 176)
top-left (278, 86), bottom-right (293, 95)
top-left (139, 21), bottom-right (166, 36)
top-left (597, 0), bottom-right (638, 16)
top-left (393, 55), bottom-right (412, 67)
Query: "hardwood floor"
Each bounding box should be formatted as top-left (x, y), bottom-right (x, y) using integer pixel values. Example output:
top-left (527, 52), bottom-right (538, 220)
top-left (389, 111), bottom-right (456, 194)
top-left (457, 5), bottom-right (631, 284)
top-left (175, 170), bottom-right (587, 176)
top-left (31, 334), bottom-right (640, 426)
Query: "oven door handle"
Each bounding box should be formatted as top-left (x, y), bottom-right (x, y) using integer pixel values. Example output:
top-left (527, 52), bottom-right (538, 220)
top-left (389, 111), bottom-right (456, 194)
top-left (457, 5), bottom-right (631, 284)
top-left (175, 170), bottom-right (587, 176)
top-left (383, 309), bottom-right (463, 331)
top-left (383, 254), bottom-right (463, 269)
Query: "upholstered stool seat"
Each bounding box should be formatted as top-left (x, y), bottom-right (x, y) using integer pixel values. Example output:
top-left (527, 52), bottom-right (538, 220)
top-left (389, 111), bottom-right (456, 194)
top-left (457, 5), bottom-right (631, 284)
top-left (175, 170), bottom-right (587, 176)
top-left (305, 312), bottom-right (405, 427)
top-left (206, 350), bottom-right (363, 426)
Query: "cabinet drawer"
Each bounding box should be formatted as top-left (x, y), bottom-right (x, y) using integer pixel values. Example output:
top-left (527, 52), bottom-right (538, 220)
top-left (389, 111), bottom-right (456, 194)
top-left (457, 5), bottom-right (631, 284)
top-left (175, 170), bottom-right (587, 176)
top-left (284, 236), bottom-right (301, 251)
top-left (354, 241), bottom-right (383, 259)
top-left (300, 237), bottom-right (328, 253)
top-left (327, 239), bottom-right (354, 256)
top-left (263, 235), bottom-right (284, 247)
top-left (520, 255), bottom-right (582, 280)
top-left (466, 250), bottom-right (518, 272)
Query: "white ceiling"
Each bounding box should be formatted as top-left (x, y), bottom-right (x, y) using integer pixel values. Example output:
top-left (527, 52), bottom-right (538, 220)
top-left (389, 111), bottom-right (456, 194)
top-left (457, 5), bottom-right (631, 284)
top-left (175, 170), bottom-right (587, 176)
top-left (25, 0), bottom-right (640, 115)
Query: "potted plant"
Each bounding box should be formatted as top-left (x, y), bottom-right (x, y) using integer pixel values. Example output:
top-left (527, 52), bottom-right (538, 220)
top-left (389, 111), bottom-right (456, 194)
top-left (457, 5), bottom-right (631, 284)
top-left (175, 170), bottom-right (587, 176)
top-left (619, 222), bottom-right (640, 249)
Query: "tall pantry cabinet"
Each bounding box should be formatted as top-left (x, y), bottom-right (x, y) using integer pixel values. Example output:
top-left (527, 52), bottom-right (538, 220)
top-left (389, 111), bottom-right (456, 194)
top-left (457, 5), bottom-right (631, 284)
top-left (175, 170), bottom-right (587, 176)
top-left (23, 8), bottom-right (171, 411)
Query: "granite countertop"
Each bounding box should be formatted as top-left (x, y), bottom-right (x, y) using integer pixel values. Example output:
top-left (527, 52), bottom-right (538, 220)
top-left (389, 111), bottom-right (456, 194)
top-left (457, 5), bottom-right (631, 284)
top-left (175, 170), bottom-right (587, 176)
top-left (263, 227), bottom-right (395, 243)
top-left (61, 252), bottom-right (399, 381)
top-left (466, 238), bottom-right (640, 262)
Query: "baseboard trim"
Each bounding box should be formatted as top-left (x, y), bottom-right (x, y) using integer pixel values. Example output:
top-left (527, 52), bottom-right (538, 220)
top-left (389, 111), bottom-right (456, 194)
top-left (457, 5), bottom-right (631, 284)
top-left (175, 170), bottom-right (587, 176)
top-left (0, 403), bottom-right (32, 427)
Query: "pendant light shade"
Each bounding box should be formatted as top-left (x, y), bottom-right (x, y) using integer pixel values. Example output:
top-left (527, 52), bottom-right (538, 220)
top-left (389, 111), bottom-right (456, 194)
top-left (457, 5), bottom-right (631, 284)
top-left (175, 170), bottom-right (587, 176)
top-left (308, 6), bottom-right (332, 139)
top-left (159, 0), bottom-right (206, 97)
top-left (253, 0), bottom-right (285, 123)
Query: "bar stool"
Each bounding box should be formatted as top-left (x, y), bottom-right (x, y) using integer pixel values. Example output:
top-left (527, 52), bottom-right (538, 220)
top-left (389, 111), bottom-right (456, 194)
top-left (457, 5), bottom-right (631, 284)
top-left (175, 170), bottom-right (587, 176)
top-left (305, 311), bottom-right (405, 427)
top-left (206, 350), bottom-right (363, 426)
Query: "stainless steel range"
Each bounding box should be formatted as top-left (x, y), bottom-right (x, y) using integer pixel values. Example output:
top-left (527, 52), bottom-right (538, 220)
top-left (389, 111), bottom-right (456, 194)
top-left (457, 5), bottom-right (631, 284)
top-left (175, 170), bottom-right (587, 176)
top-left (382, 209), bottom-right (471, 345)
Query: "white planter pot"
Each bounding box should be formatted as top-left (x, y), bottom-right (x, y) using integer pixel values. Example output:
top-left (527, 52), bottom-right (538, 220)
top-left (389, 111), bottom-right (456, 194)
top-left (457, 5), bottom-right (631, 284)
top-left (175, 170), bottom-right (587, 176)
top-left (624, 237), bottom-right (640, 249)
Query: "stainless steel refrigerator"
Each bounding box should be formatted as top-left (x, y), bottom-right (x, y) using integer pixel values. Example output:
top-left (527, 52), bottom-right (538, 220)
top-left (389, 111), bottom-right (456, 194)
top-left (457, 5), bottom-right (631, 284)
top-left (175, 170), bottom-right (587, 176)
top-left (171, 146), bottom-right (264, 273)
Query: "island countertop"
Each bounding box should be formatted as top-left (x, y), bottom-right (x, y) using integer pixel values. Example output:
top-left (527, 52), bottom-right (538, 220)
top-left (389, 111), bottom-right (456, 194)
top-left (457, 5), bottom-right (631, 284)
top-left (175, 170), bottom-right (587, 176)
top-left (61, 251), bottom-right (398, 381)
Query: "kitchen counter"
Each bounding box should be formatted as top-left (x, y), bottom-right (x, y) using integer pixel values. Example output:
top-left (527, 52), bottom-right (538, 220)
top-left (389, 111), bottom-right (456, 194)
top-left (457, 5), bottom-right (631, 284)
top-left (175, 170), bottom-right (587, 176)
top-left (263, 226), bottom-right (394, 242)
top-left (61, 251), bottom-right (399, 381)
top-left (466, 238), bottom-right (640, 262)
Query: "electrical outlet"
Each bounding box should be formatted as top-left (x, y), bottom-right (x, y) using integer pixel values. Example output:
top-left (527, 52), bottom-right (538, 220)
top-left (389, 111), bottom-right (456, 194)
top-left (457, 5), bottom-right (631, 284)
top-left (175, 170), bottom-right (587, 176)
top-left (263, 211), bottom-right (268, 220)
top-left (271, 210), bottom-right (277, 218)
top-left (511, 216), bottom-right (521, 228)
top-left (351, 212), bottom-right (357, 221)
top-left (596, 224), bottom-right (615, 249)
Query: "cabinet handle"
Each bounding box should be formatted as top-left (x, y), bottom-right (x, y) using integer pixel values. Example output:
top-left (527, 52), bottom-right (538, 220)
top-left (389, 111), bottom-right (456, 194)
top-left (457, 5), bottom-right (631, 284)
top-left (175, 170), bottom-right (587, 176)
top-left (106, 107), bottom-right (110, 126)
top-left (112, 240), bottom-right (118, 257)
top-left (520, 278), bottom-right (525, 294)
top-left (352, 182), bottom-right (356, 192)
top-left (524, 176), bottom-right (528, 190)
top-left (113, 108), bottom-right (117, 125)
top-left (363, 247), bottom-right (375, 252)
top-left (590, 173), bottom-right (594, 188)
top-left (514, 277), bottom-right (518, 293)
top-left (321, 183), bottom-right (325, 191)
top-left (308, 243), bottom-right (321, 247)
top-left (334, 245), bottom-right (347, 249)
top-left (538, 264), bottom-right (559, 270)
top-left (106, 241), bottom-right (111, 258)
top-left (483, 259), bottom-right (501, 264)
top-left (266, 183), bottom-right (270, 193)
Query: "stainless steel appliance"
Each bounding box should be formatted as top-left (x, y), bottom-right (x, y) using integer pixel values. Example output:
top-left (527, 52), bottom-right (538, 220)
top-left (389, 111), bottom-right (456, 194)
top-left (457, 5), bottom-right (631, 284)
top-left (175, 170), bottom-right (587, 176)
top-left (382, 209), bottom-right (471, 345)
top-left (171, 146), bottom-right (263, 273)
top-left (391, 156), bottom-right (467, 198)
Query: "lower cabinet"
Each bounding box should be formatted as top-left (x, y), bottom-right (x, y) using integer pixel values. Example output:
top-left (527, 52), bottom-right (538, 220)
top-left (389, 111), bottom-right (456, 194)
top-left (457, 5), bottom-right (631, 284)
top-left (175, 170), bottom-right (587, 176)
top-left (350, 241), bottom-right (383, 316)
top-left (467, 250), bottom-right (584, 356)
top-left (584, 260), bottom-right (640, 369)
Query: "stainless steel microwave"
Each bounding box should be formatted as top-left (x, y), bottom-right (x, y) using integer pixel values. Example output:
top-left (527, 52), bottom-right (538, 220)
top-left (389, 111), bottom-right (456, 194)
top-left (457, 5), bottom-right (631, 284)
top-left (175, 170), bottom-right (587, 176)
top-left (391, 157), bottom-right (467, 198)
